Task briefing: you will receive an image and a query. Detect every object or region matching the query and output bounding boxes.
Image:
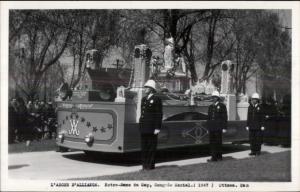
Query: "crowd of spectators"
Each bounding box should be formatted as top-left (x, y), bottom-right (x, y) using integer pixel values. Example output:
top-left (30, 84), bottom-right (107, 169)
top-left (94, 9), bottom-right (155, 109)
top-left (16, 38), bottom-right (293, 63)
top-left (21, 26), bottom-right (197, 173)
top-left (9, 97), bottom-right (57, 146)
top-left (261, 94), bottom-right (291, 147)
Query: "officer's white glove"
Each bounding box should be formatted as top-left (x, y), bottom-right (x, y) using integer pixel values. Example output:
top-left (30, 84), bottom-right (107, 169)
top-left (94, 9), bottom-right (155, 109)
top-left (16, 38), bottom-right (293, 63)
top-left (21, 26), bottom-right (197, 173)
top-left (222, 129), bottom-right (227, 133)
top-left (261, 127), bottom-right (265, 131)
top-left (246, 126), bottom-right (249, 131)
top-left (265, 115), bottom-right (269, 119)
top-left (154, 129), bottom-right (160, 135)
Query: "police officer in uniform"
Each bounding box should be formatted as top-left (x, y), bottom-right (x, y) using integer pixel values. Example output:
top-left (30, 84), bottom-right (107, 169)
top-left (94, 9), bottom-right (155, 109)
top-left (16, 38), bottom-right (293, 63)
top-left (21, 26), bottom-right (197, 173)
top-left (207, 91), bottom-right (228, 162)
top-left (139, 79), bottom-right (163, 170)
top-left (246, 93), bottom-right (265, 156)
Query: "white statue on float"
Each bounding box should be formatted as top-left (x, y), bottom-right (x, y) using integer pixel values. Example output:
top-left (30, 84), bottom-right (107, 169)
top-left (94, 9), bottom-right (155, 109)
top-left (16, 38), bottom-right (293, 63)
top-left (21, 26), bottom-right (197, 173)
top-left (174, 52), bottom-right (187, 77)
top-left (205, 79), bottom-right (215, 95)
top-left (115, 86), bottom-right (126, 102)
top-left (188, 80), bottom-right (216, 95)
top-left (163, 36), bottom-right (175, 72)
top-left (161, 36), bottom-right (188, 78)
top-left (194, 81), bottom-right (206, 94)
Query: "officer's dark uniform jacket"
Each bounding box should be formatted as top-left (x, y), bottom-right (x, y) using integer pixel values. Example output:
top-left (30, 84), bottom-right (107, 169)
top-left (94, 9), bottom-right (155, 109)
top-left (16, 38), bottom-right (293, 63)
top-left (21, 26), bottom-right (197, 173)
top-left (139, 94), bottom-right (163, 134)
top-left (207, 102), bottom-right (228, 131)
top-left (247, 103), bottom-right (264, 130)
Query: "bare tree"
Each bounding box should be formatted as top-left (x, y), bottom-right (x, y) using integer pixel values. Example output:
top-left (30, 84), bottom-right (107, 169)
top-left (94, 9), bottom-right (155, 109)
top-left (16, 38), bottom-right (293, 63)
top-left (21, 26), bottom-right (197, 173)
top-left (255, 11), bottom-right (291, 99)
top-left (9, 10), bottom-right (31, 43)
top-left (67, 10), bottom-right (123, 88)
top-left (228, 10), bottom-right (291, 95)
top-left (159, 10), bottom-right (211, 83)
top-left (229, 11), bottom-right (263, 94)
top-left (119, 9), bottom-right (213, 83)
top-left (67, 10), bottom-right (93, 88)
top-left (9, 10), bottom-right (72, 100)
top-left (10, 9), bottom-right (290, 101)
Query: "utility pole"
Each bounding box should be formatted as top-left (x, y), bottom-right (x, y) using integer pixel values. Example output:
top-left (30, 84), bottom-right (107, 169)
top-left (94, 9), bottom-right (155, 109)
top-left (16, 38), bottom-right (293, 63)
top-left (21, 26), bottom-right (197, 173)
top-left (44, 71), bottom-right (47, 102)
top-left (255, 71), bottom-right (258, 92)
top-left (112, 59), bottom-right (124, 70)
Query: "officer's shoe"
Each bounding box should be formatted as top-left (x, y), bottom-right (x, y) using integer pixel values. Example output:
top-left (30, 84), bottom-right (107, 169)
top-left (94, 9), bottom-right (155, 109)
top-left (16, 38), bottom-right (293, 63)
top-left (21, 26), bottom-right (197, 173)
top-left (141, 167), bottom-right (148, 171)
top-left (141, 166), bottom-right (153, 171)
top-left (249, 152), bottom-right (256, 156)
top-left (150, 165), bottom-right (155, 170)
top-left (207, 158), bottom-right (218, 162)
top-left (255, 152), bottom-right (261, 156)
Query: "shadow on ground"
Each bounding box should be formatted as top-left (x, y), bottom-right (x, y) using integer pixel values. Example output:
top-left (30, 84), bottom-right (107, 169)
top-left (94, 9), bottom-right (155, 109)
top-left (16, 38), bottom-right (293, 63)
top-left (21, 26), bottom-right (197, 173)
top-left (62, 144), bottom-right (250, 166)
top-left (80, 151), bottom-right (291, 181)
top-left (8, 164), bottom-right (30, 170)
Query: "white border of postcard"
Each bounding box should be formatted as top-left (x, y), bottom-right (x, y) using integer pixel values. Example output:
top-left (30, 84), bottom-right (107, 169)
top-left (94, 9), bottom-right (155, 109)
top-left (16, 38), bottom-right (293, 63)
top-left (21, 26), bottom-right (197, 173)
top-left (1, 1), bottom-right (300, 191)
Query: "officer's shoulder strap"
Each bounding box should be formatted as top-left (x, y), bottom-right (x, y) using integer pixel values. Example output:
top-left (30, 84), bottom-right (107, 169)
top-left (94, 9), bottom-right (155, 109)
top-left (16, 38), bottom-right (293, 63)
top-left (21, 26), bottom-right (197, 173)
top-left (254, 104), bottom-right (260, 108)
top-left (257, 104), bottom-right (264, 110)
top-left (218, 102), bottom-right (226, 107)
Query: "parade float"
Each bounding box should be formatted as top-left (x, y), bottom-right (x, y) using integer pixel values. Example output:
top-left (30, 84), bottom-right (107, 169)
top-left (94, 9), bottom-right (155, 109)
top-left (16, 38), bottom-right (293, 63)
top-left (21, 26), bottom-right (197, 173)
top-left (55, 44), bottom-right (250, 154)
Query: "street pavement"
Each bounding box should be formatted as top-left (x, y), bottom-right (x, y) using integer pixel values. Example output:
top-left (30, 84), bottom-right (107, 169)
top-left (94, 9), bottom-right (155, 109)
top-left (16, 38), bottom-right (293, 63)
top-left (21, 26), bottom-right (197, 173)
top-left (8, 144), bottom-right (290, 180)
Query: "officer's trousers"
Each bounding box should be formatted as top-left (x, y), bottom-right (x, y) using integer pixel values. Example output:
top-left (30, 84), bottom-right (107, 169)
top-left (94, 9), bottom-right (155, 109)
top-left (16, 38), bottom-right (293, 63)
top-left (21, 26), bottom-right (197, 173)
top-left (209, 130), bottom-right (222, 160)
top-left (141, 134), bottom-right (158, 170)
top-left (249, 129), bottom-right (263, 153)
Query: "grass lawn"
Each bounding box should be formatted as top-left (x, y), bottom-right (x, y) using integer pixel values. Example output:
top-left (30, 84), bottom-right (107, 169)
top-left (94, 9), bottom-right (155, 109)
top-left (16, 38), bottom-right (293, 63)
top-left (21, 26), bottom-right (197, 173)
top-left (79, 151), bottom-right (290, 182)
top-left (8, 139), bottom-right (57, 153)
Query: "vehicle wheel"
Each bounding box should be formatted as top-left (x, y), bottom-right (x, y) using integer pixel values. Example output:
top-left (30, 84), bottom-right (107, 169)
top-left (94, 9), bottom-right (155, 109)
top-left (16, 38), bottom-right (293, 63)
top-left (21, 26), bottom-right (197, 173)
top-left (84, 151), bottom-right (98, 157)
top-left (57, 146), bottom-right (69, 152)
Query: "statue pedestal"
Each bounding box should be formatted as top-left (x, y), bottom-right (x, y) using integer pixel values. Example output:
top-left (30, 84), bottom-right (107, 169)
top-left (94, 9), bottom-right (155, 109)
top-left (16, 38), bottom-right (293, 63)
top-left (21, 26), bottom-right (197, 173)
top-left (114, 86), bottom-right (126, 102)
top-left (236, 101), bottom-right (249, 120)
top-left (236, 94), bottom-right (249, 120)
top-left (223, 94), bottom-right (236, 121)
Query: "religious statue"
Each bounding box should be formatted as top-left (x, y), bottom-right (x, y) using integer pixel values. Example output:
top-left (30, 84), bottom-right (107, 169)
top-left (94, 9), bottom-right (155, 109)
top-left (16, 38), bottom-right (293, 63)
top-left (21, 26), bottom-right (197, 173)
top-left (163, 36), bottom-right (175, 72)
top-left (174, 52), bottom-right (187, 76)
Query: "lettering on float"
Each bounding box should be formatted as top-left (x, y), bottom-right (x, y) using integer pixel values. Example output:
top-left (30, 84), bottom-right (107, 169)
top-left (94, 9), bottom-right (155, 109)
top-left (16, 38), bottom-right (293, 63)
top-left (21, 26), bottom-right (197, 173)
top-left (61, 104), bottom-right (93, 109)
top-left (76, 104), bottom-right (94, 109)
top-left (61, 104), bottom-right (73, 109)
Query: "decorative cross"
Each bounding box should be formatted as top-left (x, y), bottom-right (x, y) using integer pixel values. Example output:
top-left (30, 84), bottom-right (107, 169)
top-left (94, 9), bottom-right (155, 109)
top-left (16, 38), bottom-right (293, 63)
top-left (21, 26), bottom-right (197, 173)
top-left (182, 122), bottom-right (208, 144)
top-left (112, 59), bottom-right (124, 70)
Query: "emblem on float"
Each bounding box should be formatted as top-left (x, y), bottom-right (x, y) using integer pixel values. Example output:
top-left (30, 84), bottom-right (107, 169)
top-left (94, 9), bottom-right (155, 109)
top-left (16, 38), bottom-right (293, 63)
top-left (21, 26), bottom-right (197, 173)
top-left (182, 122), bottom-right (208, 144)
top-left (68, 112), bottom-right (80, 136)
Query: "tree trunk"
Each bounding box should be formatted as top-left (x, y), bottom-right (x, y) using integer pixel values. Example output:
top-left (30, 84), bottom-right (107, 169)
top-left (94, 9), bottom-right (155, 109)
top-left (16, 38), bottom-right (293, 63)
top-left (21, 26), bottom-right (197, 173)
top-left (170, 10), bottom-right (178, 38)
top-left (202, 14), bottom-right (218, 81)
top-left (163, 10), bottom-right (169, 36)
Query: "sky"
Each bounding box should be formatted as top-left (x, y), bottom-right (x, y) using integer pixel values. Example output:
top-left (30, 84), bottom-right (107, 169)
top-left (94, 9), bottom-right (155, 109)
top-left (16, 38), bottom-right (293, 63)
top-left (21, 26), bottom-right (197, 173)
top-left (276, 10), bottom-right (292, 29)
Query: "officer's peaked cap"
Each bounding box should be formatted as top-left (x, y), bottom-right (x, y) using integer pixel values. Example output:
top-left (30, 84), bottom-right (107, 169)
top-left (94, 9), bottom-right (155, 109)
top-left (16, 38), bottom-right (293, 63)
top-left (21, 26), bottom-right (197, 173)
top-left (144, 80), bottom-right (156, 90)
top-left (212, 91), bottom-right (220, 97)
top-left (251, 93), bottom-right (260, 99)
